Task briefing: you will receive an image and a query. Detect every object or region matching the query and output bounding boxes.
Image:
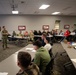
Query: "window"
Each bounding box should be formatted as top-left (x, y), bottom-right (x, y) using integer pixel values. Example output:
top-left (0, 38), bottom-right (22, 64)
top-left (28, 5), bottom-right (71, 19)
top-left (54, 20), bottom-right (60, 29)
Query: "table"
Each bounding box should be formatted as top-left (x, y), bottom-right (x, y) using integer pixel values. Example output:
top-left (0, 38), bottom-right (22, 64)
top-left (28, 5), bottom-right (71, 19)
top-left (53, 35), bottom-right (64, 42)
top-left (8, 36), bottom-right (30, 46)
top-left (34, 35), bottom-right (53, 41)
top-left (0, 44), bottom-right (36, 75)
top-left (61, 42), bottom-right (76, 68)
top-left (8, 36), bottom-right (30, 40)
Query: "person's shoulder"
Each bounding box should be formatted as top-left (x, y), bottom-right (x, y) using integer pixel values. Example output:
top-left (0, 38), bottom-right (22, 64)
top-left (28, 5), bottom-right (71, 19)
top-left (45, 43), bottom-right (51, 47)
top-left (26, 63), bottom-right (40, 75)
top-left (32, 63), bottom-right (39, 70)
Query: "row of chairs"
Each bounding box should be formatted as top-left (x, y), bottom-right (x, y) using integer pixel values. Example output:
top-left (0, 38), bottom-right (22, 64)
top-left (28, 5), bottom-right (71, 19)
top-left (45, 41), bottom-right (58, 75)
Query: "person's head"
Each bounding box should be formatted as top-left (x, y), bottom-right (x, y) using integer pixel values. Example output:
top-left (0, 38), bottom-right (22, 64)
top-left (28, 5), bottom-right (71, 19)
top-left (41, 33), bottom-right (47, 39)
top-left (13, 31), bottom-right (15, 33)
top-left (17, 51), bottom-right (31, 70)
top-left (60, 30), bottom-right (62, 32)
top-left (2, 26), bottom-right (6, 30)
top-left (44, 37), bottom-right (50, 44)
top-left (33, 40), bottom-right (42, 50)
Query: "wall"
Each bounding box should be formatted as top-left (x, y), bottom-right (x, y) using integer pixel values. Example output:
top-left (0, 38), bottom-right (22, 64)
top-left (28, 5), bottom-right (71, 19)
top-left (0, 15), bottom-right (76, 34)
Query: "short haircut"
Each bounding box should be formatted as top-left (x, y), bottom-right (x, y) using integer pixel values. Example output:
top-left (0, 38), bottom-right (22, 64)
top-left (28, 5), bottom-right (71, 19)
top-left (45, 37), bottom-right (50, 43)
top-left (18, 51), bottom-right (31, 68)
top-left (42, 33), bottom-right (47, 37)
top-left (2, 26), bottom-right (5, 28)
top-left (33, 40), bottom-right (42, 48)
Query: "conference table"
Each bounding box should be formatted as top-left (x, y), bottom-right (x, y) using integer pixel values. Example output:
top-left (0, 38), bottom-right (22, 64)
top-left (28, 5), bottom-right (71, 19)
top-left (34, 35), bottom-right (53, 41)
top-left (8, 36), bottom-right (30, 40)
top-left (61, 42), bottom-right (76, 69)
top-left (0, 44), bottom-right (36, 75)
top-left (8, 36), bottom-right (30, 46)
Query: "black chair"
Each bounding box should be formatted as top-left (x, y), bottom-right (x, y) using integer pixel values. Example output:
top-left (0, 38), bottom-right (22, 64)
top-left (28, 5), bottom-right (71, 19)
top-left (44, 52), bottom-right (58, 75)
top-left (49, 49), bottom-right (53, 57)
top-left (60, 51), bottom-right (66, 56)
top-left (50, 41), bottom-right (53, 46)
top-left (64, 61), bottom-right (76, 75)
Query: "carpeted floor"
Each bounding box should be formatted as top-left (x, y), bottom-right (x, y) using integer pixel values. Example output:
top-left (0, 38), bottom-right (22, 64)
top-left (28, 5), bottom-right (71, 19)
top-left (52, 43), bottom-right (76, 75)
top-left (0, 41), bottom-right (23, 62)
top-left (0, 41), bottom-right (75, 75)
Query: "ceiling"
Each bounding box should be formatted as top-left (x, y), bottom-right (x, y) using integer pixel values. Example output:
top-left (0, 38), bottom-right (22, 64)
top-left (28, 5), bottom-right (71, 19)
top-left (0, 0), bottom-right (76, 15)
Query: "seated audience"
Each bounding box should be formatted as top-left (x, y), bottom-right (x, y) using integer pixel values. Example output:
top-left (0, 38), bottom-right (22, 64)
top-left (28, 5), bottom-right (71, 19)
top-left (44, 37), bottom-right (52, 51)
top-left (42, 30), bottom-right (46, 34)
top-left (33, 41), bottom-right (51, 75)
top-left (55, 29), bottom-right (58, 35)
top-left (29, 30), bottom-right (34, 41)
top-left (64, 29), bottom-right (70, 37)
top-left (38, 30), bottom-right (42, 35)
top-left (24, 31), bottom-right (28, 37)
top-left (50, 29), bottom-right (54, 35)
top-left (41, 33), bottom-right (47, 46)
top-left (59, 30), bottom-right (64, 35)
top-left (16, 51), bottom-right (40, 75)
top-left (34, 30), bottom-right (38, 35)
top-left (18, 31), bottom-right (23, 36)
top-left (12, 31), bottom-right (16, 37)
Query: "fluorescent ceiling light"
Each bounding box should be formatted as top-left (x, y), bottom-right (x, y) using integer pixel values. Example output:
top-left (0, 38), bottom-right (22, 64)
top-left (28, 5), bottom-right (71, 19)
top-left (12, 11), bottom-right (19, 14)
top-left (39, 4), bottom-right (50, 9)
top-left (52, 12), bottom-right (60, 15)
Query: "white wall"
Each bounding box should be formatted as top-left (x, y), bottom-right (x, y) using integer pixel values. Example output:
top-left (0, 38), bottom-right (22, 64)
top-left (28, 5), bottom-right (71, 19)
top-left (0, 15), bottom-right (76, 34)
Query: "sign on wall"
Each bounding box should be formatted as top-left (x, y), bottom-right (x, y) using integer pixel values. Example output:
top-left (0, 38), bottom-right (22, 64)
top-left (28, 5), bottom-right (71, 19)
top-left (64, 25), bottom-right (70, 29)
top-left (42, 25), bottom-right (49, 30)
top-left (18, 26), bottom-right (26, 31)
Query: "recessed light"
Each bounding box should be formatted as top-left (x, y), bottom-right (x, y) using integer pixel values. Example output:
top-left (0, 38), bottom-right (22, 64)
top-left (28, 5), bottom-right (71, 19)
top-left (12, 11), bottom-right (19, 14)
top-left (52, 12), bottom-right (60, 15)
top-left (39, 4), bottom-right (50, 9)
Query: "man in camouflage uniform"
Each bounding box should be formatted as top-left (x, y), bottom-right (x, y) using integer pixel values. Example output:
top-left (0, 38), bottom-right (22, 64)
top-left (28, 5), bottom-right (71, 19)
top-left (2, 26), bottom-right (8, 50)
top-left (16, 51), bottom-right (40, 75)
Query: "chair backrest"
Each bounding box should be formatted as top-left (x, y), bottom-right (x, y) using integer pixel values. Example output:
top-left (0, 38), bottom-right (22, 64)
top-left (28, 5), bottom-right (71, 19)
top-left (50, 42), bottom-right (53, 46)
top-left (49, 48), bottom-right (53, 57)
top-left (44, 52), bottom-right (58, 75)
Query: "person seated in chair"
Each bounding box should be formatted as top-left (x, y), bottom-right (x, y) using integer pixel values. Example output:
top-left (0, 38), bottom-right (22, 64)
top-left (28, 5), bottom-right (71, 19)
top-left (16, 51), bottom-right (40, 75)
top-left (41, 33), bottom-right (47, 46)
top-left (33, 41), bottom-right (51, 75)
top-left (59, 30), bottom-right (64, 35)
top-left (44, 37), bottom-right (52, 51)
top-left (12, 31), bottom-right (16, 37)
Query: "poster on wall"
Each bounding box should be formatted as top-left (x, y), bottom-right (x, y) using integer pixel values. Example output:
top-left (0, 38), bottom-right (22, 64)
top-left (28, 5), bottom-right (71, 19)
top-left (64, 25), bottom-right (70, 29)
top-left (42, 25), bottom-right (49, 30)
top-left (18, 26), bottom-right (26, 31)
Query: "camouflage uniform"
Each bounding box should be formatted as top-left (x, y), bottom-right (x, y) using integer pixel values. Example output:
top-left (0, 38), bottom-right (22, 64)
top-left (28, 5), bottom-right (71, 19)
top-left (16, 63), bottom-right (40, 75)
top-left (2, 29), bottom-right (8, 49)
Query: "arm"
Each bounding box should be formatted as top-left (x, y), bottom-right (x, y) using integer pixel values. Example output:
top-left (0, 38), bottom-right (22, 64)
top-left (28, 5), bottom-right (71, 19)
top-left (34, 53), bottom-right (41, 67)
top-left (2, 30), bottom-right (8, 35)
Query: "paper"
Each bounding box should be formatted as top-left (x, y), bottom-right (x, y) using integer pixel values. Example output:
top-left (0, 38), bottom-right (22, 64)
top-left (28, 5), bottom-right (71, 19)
top-left (0, 72), bottom-right (8, 75)
top-left (71, 59), bottom-right (76, 63)
top-left (26, 48), bottom-right (34, 51)
top-left (32, 50), bottom-right (36, 52)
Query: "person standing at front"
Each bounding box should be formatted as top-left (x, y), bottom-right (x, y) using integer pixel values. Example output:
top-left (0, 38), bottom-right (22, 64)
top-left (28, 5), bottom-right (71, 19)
top-left (2, 26), bottom-right (8, 50)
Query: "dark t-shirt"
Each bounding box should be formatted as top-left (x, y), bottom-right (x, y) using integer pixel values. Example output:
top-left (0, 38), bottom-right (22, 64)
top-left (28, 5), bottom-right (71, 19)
top-left (41, 39), bottom-right (46, 46)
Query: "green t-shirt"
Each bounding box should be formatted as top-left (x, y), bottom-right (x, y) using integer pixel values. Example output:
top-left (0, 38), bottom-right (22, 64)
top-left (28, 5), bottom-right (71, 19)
top-left (34, 47), bottom-right (51, 75)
